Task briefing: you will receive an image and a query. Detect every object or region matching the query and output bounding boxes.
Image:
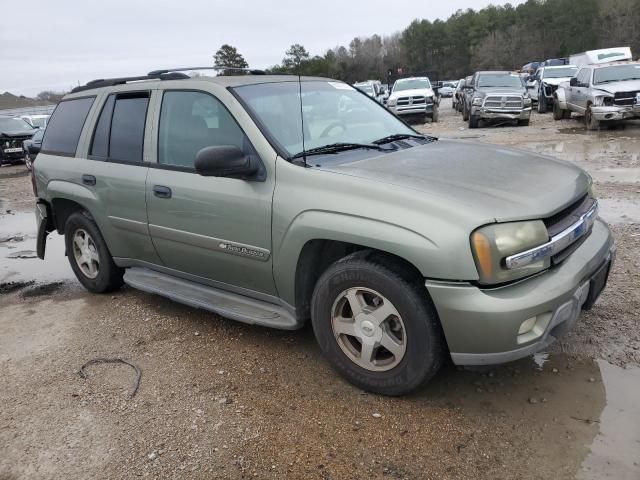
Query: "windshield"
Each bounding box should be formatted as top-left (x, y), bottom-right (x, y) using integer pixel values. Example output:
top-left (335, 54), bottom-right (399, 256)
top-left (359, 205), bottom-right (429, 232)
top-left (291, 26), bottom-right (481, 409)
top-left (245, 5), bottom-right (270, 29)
top-left (233, 80), bottom-right (416, 158)
top-left (393, 78), bottom-right (431, 92)
top-left (477, 74), bottom-right (524, 88)
top-left (0, 117), bottom-right (34, 131)
top-left (544, 67), bottom-right (577, 79)
top-left (30, 117), bottom-right (48, 127)
top-left (355, 84), bottom-right (374, 94)
top-left (594, 64), bottom-right (640, 84)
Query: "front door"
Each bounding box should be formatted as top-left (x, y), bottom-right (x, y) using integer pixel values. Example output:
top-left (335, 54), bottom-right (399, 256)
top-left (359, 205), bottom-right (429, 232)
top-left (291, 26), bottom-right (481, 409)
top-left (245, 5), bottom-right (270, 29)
top-left (145, 89), bottom-right (276, 296)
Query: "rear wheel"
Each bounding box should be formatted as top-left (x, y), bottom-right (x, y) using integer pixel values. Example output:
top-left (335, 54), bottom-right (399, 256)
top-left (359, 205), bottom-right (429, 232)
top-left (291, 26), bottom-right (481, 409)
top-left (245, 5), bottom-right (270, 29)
top-left (311, 251), bottom-right (444, 396)
top-left (64, 211), bottom-right (124, 293)
top-left (585, 105), bottom-right (599, 130)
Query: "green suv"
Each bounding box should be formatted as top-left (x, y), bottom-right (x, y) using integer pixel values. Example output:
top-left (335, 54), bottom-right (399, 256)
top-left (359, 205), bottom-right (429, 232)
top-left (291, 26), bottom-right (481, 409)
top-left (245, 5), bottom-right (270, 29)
top-left (33, 70), bottom-right (614, 395)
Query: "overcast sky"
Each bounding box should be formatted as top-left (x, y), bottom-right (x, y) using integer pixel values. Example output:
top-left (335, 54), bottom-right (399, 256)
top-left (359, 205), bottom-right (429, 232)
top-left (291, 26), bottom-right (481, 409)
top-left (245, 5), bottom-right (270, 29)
top-left (1, 0), bottom-right (523, 97)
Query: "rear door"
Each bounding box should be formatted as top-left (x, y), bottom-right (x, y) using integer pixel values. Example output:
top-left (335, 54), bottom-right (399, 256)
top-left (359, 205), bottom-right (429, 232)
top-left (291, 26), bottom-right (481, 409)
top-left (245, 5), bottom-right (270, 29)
top-left (145, 89), bottom-right (276, 296)
top-left (83, 91), bottom-right (161, 264)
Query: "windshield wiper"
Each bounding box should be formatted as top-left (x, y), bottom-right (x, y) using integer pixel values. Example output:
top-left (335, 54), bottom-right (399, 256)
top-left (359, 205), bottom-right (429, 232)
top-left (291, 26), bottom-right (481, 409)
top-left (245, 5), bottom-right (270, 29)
top-left (372, 133), bottom-right (426, 145)
top-left (290, 142), bottom-right (385, 159)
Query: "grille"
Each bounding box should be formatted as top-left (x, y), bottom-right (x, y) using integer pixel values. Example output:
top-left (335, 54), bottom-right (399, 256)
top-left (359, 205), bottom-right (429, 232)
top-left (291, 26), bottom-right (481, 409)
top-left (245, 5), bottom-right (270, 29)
top-left (2, 136), bottom-right (31, 149)
top-left (483, 95), bottom-right (523, 109)
top-left (397, 96), bottom-right (426, 106)
top-left (613, 90), bottom-right (640, 106)
top-left (544, 194), bottom-right (596, 263)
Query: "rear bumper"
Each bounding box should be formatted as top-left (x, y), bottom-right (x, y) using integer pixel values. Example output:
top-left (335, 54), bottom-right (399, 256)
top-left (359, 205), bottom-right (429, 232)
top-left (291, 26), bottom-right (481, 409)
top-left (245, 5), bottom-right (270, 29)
top-left (591, 105), bottom-right (640, 121)
top-left (426, 219), bottom-right (614, 365)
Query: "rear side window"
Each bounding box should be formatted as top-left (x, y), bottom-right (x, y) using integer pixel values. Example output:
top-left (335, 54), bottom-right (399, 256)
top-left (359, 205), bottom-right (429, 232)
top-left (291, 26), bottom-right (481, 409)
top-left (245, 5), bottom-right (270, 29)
top-left (89, 92), bottom-right (149, 163)
top-left (41, 97), bottom-right (95, 155)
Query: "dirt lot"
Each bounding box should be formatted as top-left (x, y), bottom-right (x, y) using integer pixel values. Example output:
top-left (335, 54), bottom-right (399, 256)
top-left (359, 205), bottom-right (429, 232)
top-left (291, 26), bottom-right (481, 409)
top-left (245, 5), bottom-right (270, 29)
top-left (1, 101), bottom-right (639, 480)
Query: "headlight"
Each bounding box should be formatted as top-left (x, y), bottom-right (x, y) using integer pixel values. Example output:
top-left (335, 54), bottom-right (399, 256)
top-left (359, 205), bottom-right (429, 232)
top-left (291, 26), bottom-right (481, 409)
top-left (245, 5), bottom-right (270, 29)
top-left (593, 95), bottom-right (613, 106)
top-left (387, 98), bottom-right (397, 107)
top-left (472, 97), bottom-right (483, 106)
top-left (523, 95), bottom-right (532, 105)
top-left (470, 221), bottom-right (550, 285)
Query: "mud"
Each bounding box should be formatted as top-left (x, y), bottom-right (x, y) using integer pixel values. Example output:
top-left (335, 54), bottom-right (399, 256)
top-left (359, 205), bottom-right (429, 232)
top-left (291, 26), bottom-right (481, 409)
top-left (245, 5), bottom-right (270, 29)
top-left (0, 99), bottom-right (638, 479)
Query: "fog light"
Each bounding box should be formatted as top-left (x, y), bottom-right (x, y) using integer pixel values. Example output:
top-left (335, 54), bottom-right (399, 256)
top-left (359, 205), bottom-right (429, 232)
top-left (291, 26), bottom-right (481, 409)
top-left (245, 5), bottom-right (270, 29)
top-left (518, 317), bottom-right (537, 335)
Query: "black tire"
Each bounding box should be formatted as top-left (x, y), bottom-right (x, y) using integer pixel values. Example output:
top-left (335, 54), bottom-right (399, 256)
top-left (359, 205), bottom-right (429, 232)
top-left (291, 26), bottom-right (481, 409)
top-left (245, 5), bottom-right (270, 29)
top-left (538, 94), bottom-right (547, 113)
top-left (585, 105), bottom-right (599, 131)
top-left (431, 105), bottom-right (439, 123)
top-left (468, 114), bottom-right (479, 128)
top-left (552, 99), bottom-right (563, 120)
top-left (64, 211), bottom-right (124, 293)
top-left (311, 251), bottom-right (444, 396)
top-left (462, 103), bottom-right (469, 121)
top-left (518, 118), bottom-right (530, 127)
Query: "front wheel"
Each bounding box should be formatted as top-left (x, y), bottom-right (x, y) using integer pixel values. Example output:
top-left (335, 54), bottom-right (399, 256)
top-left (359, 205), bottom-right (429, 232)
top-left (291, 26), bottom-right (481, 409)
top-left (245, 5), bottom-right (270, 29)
top-left (65, 212), bottom-right (124, 293)
top-left (468, 114), bottom-right (480, 128)
top-left (311, 252), bottom-right (444, 396)
top-left (585, 105), bottom-right (600, 130)
top-left (538, 95), bottom-right (547, 113)
top-left (431, 105), bottom-right (439, 123)
top-left (518, 118), bottom-right (530, 127)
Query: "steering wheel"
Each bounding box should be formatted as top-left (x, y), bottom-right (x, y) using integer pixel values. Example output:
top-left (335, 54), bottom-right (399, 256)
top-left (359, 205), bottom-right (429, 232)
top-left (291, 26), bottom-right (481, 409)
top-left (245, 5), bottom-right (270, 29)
top-left (320, 121), bottom-right (347, 138)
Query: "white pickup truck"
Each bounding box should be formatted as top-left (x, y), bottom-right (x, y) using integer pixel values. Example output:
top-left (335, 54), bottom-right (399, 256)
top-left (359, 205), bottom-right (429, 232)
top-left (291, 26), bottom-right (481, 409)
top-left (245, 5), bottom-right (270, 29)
top-left (386, 77), bottom-right (439, 122)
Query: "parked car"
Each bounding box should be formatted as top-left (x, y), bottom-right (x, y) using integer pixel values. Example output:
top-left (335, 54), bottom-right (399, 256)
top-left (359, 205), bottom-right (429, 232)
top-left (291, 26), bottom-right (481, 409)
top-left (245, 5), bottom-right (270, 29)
top-left (540, 58), bottom-right (569, 67)
top-left (520, 62), bottom-right (540, 77)
top-left (527, 65), bottom-right (578, 113)
top-left (21, 114), bottom-right (51, 129)
top-left (553, 61), bottom-right (640, 129)
top-left (0, 115), bottom-right (37, 165)
top-left (452, 78), bottom-right (465, 111)
top-left (354, 81), bottom-right (386, 104)
top-left (34, 70), bottom-right (614, 395)
top-left (386, 77), bottom-right (439, 122)
top-left (438, 81), bottom-right (457, 98)
top-left (462, 71), bottom-right (532, 128)
top-left (23, 128), bottom-right (44, 170)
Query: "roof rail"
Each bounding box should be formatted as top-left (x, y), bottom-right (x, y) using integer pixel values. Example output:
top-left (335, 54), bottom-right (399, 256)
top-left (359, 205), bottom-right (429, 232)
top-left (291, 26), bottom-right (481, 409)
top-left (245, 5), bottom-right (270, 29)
top-left (148, 66), bottom-right (266, 76)
top-left (71, 72), bottom-right (189, 93)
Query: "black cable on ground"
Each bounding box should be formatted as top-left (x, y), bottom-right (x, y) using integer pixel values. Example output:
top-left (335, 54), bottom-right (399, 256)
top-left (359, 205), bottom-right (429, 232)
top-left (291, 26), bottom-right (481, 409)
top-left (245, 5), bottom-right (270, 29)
top-left (78, 358), bottom-right (142, 397)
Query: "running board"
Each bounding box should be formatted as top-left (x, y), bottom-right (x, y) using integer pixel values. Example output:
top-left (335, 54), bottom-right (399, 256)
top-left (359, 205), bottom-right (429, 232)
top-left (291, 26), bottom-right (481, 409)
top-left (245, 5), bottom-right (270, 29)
top-left (123, 267), bottom-right (300, 330)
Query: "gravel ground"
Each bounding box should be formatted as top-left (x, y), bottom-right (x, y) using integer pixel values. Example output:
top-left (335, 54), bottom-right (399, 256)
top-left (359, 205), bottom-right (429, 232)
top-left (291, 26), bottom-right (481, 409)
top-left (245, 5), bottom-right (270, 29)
top-left (1, 102), bottom-right (639, 480)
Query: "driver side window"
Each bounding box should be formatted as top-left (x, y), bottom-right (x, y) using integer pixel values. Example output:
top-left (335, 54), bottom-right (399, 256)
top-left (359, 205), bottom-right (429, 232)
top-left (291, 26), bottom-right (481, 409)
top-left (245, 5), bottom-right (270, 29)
top-left (158, 91), bottom-right (249, 168)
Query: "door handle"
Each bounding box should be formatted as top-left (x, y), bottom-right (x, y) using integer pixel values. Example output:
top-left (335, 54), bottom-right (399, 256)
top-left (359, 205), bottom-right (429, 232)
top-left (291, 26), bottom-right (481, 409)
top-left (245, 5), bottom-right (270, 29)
top-left (153, 185), bottom-right (172, 199)
top-left (82, 174), bottom-right (96, 186)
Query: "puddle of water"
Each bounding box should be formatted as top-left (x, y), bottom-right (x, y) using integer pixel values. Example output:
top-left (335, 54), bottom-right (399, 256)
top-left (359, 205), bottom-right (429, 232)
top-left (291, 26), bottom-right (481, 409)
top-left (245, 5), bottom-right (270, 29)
top-left (517, 137), bottom-right (640, 165)
top-left (0, 212), bottom-right (75, 285)
top-left (578, 361), bottom-right (640, 480)
top-left (597, 198), bottom-right (640, 225)
top-left (420, 353), bottom-right (639, 478)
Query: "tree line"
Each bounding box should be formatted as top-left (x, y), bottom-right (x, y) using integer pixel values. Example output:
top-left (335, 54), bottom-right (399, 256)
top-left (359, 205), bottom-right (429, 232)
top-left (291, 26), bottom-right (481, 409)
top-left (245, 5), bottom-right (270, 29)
top-left (215, 0), bottom-right (640, 83)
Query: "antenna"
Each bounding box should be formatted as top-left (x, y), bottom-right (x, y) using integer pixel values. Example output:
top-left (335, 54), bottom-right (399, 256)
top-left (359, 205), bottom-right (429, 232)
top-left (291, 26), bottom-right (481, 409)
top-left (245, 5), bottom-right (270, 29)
top-left (297, 71), bottom-right (307, 167)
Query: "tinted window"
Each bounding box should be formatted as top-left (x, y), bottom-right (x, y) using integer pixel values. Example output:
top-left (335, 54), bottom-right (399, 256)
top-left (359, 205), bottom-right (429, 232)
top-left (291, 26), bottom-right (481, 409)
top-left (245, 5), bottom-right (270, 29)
top-left (41, 97), bottom-right (94, 155)
top-left (109, 94), bottom-right (149, 162)
top-left (90, 94), bottom-right (115, 157)
top-left (158, 91), bottom-right (248, 168)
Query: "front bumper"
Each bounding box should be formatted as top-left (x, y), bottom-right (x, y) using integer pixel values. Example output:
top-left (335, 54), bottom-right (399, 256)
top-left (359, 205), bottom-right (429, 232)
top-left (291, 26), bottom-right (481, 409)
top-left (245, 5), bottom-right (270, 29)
top-left (591, 105), bottom-right (640, 121)
top-left (471, 106), bottom-right (532, 120)
top-left (389, 104), bottom-right (435, 116)
top-left (426, 219), bottom-right (614, 365)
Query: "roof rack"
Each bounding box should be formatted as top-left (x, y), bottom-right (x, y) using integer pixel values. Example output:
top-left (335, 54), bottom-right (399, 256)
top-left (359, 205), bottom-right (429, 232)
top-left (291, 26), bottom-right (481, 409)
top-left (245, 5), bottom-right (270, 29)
top-left (71, 72), bottom-right (189, 93)
top-left (71, 66), bottom-right (266, 93)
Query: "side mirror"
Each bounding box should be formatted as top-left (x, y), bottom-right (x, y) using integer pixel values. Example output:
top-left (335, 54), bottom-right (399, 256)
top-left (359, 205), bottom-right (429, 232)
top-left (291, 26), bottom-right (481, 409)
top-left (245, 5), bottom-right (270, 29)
top-left (195, 145), bottom-right (259, 179)
top-left (569, 77), bottom-right (579, 87)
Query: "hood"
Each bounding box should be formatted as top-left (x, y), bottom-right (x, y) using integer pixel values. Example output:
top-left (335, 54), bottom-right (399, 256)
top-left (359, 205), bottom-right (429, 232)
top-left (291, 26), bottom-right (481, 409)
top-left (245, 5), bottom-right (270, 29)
top-left (0, 129), bottom-right (36, 138)
top-left (475, 87), bottom-right (526, 97)
top-left (318, 139), bottom-right (590, 223)
top-left (389, 88), bottom-right (435, 100)
top-left (592, 79), bottom-right (640, 94)
top-left (541, 77), bottom-right (572, 86)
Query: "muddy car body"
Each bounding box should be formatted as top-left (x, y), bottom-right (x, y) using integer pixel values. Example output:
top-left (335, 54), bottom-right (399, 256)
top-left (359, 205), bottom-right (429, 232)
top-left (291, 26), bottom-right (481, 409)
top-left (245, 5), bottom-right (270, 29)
top-left (554, 62), bottom-right (640, 129)
top-left (33, 70), bottom-right (614, 395)
top-left (462, 71), bottom-right (532, 128)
